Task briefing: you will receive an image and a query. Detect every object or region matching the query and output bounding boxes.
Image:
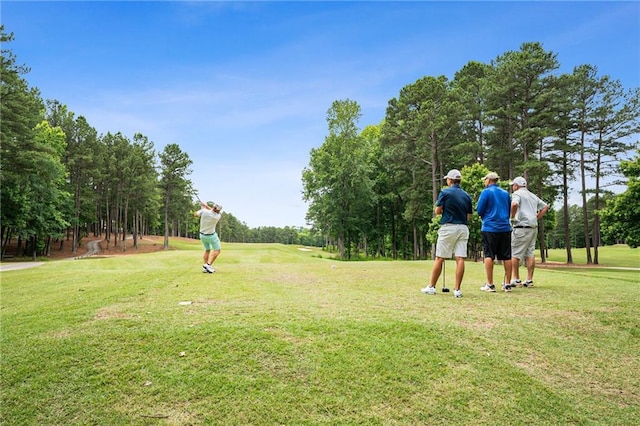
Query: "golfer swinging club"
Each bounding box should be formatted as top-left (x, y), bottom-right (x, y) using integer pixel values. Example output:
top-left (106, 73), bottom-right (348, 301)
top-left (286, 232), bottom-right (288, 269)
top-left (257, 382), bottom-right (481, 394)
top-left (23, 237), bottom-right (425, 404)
top-left (194, 199), bottom-right (223, 273)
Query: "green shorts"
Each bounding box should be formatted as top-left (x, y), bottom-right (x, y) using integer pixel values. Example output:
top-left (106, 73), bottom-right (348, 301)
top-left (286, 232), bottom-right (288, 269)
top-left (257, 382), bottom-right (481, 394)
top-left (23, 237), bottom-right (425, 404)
top-left (200, 232), bottom-right (221, 251)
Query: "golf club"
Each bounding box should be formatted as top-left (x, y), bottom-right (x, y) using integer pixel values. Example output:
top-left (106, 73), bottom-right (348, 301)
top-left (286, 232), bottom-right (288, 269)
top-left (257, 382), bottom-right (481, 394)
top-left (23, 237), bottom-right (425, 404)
top-left (441, 258), bottom-right (450, 292)
top-left (192, 189), bottom-right (203, 204)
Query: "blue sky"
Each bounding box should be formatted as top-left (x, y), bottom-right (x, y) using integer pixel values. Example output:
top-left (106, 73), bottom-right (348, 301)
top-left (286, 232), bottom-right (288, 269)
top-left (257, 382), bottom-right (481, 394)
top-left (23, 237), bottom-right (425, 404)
top-left (2, 1), bottom-right (639, 228)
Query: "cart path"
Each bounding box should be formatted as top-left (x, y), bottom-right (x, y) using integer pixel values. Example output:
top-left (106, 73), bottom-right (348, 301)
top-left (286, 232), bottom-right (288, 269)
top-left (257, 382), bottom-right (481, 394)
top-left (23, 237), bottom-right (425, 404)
top-left (0, 239), bottom-right (102, 272)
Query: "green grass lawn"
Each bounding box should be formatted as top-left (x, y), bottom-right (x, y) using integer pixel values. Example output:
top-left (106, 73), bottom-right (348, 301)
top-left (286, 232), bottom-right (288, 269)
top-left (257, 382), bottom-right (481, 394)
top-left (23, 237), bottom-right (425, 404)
top-left (1, 241), bottom-right (639, 425)
top-left (544, 244), bottom-right (640, 268)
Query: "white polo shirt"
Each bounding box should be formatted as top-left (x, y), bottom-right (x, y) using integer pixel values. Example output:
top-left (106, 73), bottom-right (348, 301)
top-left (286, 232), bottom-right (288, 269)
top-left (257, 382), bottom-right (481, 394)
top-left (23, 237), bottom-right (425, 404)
top-left (512, 188), bottom-right (547, 228)
top-left (196, 209), bottom-right (221, 234)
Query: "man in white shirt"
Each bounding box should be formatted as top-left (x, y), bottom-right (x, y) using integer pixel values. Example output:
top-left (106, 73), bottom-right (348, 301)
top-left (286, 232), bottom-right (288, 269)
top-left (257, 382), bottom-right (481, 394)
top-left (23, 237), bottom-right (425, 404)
top-left (194, 200), bottom-right (223, 273)
top-left (510, 177), bottom-right (549, 287)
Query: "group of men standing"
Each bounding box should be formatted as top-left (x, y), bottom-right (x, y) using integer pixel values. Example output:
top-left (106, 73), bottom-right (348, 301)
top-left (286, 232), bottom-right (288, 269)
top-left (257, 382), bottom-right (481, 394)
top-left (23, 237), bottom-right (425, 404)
top-left (421, 169), bottom-right (549, 298)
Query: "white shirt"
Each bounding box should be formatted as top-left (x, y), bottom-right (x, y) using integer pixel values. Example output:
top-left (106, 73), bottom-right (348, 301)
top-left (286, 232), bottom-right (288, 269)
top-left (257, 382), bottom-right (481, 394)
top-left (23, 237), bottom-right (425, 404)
top-left (196, 209), bottom-right (221, 234)
top-left (512, 188), bottom-right (547, 228)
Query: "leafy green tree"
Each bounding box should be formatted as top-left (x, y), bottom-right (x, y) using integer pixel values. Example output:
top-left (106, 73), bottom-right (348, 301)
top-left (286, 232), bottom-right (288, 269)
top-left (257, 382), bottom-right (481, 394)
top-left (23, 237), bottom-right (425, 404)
top-left (461, 164), bottom-right (494, 260)
top-left (452, 61), bottom-right (492, 164)
top-left (571, 65), bottom-right (601, 263)
top-left (381, 76), bottom-right (464, 258)
top-left (547, 71), bottom-right (581, 262)
top-left (600, 150), bottom-right (640, 247)
top-left (216, 211), bottom-right (250, 242)
top-left (0, 27), bottom-right (46, 256)
top-left (46, 101), bottom-right (100, 253)
top-left (103, 132), bottom-right (130, 248)
top-left (486, 42), bottom-right (559, 262)
top-left (302, 99), bottom-right (375, 259)
top-left (360, 123), bottom-right (391, 258)
top-left (158, 143), bottom-right (193, 249)
top-left (127, 133), bottom-right (158, 248)
top-left (567, 65), bottom-right (640, 262)
top-left (553, 205), bottom-right (584, 249)
top-left (485, 42), bottom-right (559, 181)
top-left (589, 79), bottom-right (640, 261)
top-left (25, 122), bottom-right (71, 257)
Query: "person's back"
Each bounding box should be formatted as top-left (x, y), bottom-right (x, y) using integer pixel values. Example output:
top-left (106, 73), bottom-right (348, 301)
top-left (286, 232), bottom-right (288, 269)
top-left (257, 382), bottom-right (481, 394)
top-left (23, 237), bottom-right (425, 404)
top-left (422, 169), bottom-right (473, 298)
top-left (478, 172), bottom-right (513, 292)
top-left (477, 184), bottom-right (511, 232)
top-left (510, 176), bottom-right (549, 287)
top-left (512, 187), bottom-right (545, 228)
top-left (439, 185), bottom-right (473, 225)
top-left (199, 210), bottom-right (221, 234)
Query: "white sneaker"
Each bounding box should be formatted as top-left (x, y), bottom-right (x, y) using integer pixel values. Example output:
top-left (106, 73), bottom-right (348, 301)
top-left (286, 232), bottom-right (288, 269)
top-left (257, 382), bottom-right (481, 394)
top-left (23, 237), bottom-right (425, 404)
top-left (421, 286), bottom-right (437, 295)
top-left (511, 279), bottom-right (523, 288)
top-left (454, 289), bottom-right (462, 298)
top-left (203, 264), bottom-right (215, 273)
top-left (502, 283), bottom-right (512, 292)
top-left (480, 283), bottom-right (496, 292)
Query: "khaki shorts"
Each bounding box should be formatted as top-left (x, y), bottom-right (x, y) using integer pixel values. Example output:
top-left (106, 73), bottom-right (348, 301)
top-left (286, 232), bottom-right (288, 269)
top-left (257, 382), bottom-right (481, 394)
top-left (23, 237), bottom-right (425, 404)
top-left (435, 224), bottom-right (469, 259)
top-left (511, 227), bottom-right (537, 259)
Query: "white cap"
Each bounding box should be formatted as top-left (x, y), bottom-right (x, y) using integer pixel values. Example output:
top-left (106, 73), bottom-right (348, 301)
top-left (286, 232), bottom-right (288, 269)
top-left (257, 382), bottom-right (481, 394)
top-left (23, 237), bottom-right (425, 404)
top-left (510, 176), bottom-right (527, 186)
top-left (444, 169), bottom-right (462, 180)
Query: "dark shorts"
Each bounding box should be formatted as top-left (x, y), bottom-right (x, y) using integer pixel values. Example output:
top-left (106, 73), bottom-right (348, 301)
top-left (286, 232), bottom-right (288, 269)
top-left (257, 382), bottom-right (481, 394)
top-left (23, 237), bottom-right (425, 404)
top-left (481, 231), bottom-right (512, 260)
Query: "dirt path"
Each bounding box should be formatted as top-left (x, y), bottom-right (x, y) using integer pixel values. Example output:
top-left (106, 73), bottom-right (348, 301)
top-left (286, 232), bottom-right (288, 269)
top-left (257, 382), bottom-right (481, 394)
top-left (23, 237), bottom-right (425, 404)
top-left (76, 239), bottom-right (102, 259)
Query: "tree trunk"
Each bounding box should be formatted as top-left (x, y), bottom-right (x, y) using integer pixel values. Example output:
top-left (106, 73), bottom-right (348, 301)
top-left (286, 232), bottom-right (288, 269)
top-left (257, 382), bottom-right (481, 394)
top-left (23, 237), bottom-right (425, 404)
top-left (32, 235), bottom-right (37, 261)
top-left (413, 220), bottom-right (418, 260)
top-left (431, 133), bottom-right (439, 260)
top-left (163, 192), bottom-right (170, 250)
top-left (579, 132), bottom-right (593, 264)
top-left (562, 154), bottom-right (573, 263)
top-left (593, 133), bottom-right (603, 265)
top-left (133, 209), bottom-right (139, 249)
top-left (337, 235), bottom-right (345, 259)
top-left (538, 223), bottom-right (546, 263)
top-left (123, 197), bottom-right (129, 252)
top-left (72, 182), bottom-right (81, 254)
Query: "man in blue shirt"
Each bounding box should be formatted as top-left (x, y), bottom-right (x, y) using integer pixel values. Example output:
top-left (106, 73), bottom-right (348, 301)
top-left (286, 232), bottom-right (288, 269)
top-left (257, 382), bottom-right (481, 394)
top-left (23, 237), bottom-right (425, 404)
top-left (476, 172), bottom-right (513, 292)
top-left (421, 169), bottom-right (473, 298)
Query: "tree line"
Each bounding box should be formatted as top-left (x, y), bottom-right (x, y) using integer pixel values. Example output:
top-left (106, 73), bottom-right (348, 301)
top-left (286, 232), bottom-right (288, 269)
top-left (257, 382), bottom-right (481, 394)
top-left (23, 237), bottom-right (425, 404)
top-left (1, 27), bottom-right (321, 259)
top-left (2, 30), bottom-right (637, 262)
top-left (303, 42), bottom-right (639, 263)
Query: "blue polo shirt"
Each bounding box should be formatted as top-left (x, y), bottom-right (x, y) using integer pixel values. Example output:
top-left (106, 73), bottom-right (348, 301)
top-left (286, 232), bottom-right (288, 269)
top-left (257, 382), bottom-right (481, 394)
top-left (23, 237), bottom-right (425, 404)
top-left (436, 184), bottom-right (473, 225)
top-left (476, 184), bottom-right (511, 232)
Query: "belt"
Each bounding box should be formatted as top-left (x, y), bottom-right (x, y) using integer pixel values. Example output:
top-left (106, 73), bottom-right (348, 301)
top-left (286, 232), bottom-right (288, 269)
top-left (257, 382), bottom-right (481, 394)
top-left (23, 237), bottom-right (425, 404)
top-left (200, 232), bottom-right (216, 235)
top-left (513, 226), bottom-right (532, 229)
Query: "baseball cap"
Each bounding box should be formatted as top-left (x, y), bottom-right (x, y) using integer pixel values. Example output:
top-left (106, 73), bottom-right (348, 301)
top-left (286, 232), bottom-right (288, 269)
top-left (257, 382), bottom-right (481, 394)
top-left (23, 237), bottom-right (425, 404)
top-left (483, 172), bottom-right (499, 181)
top-left (444, 169), bottom-right (462, 180)
top-left (510, 176), bottom-right (527, 186)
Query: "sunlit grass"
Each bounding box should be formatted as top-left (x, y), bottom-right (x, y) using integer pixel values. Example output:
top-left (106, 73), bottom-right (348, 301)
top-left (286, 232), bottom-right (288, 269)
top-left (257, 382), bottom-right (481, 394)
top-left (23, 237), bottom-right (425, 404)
top-left (544, 244), bottom-right (640, 268)
top-left (1, 241), bottom-right (638, 424)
